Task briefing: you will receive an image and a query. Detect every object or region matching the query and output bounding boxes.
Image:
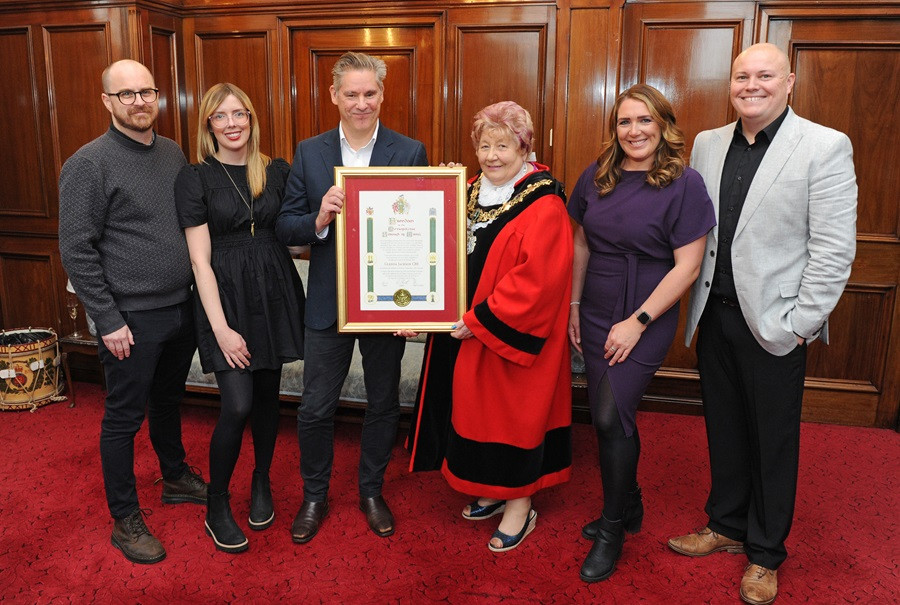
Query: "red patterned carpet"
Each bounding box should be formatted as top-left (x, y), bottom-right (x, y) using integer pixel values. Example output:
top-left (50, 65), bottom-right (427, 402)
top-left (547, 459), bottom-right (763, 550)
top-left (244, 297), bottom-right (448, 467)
top-left (1, 382), bottom-right (897, 604)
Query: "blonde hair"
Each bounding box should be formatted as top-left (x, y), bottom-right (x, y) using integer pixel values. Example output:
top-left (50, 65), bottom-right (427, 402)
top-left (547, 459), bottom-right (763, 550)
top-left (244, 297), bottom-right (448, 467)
top-left (196, 83), bottom-right (270, 198)
top-left (594, 84), bottom-right (685, 197)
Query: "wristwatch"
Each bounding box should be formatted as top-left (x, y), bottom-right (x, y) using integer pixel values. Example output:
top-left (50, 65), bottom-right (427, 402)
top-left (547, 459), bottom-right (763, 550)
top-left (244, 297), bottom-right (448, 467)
top-left (635, 310), bottom-right (652, 325)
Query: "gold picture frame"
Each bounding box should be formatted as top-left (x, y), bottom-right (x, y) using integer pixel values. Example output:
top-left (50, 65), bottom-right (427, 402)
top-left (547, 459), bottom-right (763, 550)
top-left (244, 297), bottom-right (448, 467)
top-left (334, 166), bottom-right (468, 332)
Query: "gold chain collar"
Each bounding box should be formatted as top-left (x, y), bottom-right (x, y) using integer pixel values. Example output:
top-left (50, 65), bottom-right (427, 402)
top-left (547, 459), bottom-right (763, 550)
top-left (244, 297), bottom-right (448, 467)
top-left (467, 176), bottom-right (555, 224)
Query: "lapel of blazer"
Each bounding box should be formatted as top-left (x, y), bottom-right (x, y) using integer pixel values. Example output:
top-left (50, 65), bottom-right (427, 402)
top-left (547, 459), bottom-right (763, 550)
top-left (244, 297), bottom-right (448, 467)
top-left (370, 125), bottom-right (396, 166)
top-left (319, 129), bottom-right (343, 179)
top-left (734, 108), bottom-right (803, 239)
top-left (704, 125), bottom-right (733, 238)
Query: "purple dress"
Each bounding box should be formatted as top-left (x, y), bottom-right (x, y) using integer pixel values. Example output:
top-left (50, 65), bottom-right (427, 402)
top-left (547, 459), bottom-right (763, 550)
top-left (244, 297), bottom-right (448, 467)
top-left (568, 165), bottom-right (715, 435)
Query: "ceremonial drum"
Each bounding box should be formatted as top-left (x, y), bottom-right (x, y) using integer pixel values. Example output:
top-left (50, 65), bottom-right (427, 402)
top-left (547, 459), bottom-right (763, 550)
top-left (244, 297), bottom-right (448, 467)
top-left (0, 328), bottom-right (65, 411)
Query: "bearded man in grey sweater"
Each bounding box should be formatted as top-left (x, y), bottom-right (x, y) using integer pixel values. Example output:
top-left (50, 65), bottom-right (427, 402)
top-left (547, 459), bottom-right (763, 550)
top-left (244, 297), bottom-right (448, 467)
top-left (59, 59), bottom-right (206, 565)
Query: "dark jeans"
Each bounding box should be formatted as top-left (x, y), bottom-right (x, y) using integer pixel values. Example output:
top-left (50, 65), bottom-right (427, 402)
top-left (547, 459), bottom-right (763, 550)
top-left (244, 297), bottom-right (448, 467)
top-left (298, 326), bottom-right (405, 501)
top-left (697, 298), bottom-right (806, 570)
top-left (98, 300), bottom-right (196, 519)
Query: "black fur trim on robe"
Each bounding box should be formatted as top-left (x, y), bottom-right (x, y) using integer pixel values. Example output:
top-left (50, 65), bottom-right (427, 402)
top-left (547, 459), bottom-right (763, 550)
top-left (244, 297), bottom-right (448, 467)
top-left (444, 424), bottom-right (572, 488)
top-left (473, 299), bottom-right (545, 355)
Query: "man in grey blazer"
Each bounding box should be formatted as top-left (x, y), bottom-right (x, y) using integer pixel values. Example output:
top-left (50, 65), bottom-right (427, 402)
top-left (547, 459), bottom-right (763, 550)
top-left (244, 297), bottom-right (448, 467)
top-left (276, 51), bottom-right (428, 544)
top-left (668, 44), bottom-right (857, 604)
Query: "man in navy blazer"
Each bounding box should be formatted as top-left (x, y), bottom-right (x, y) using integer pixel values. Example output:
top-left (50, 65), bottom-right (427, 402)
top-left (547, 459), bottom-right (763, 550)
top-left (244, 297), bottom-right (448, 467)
top-left (667, 44), bottom-right (857, 604)
top-left (276, 51), bottom-right (428, 543)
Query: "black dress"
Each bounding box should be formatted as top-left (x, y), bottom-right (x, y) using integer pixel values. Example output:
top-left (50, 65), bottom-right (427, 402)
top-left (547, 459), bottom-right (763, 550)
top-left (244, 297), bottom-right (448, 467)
top-left (175, 157), bottom-right (305, 373)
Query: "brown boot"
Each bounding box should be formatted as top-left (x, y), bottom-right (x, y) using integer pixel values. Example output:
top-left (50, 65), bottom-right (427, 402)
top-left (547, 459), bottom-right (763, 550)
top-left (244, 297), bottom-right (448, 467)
top-left (668, 526), bottom-right (744, 556)
top-left (111, 509), bottom-right (166, 564)
top-left (740, 563), bottom-right (778, 604)
top-left (159, 466), bottom-right (207, 504)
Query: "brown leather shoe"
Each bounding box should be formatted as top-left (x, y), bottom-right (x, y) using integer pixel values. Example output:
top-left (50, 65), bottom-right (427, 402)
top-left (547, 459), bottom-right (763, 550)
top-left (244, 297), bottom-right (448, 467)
top-left (160, 466), bottom-right (207, 504)
top-left (359, 495), bottom-right (395, 537)
top-left (668, 526), bottom-right (744, 557)
top-left (740, 563), bottom-right (778, 604)
top-left (291, 500), bottom-right (328, 544)
top-left (111, 509), bottom-right (166, 564)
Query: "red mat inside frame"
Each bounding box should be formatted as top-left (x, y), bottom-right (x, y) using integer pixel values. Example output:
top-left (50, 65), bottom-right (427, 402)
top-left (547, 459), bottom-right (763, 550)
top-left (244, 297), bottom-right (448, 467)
top-left (0, 382), bottom-right (897, 603)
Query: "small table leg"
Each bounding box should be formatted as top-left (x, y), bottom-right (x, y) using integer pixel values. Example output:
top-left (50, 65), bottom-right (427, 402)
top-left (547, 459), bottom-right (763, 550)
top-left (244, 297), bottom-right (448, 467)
top-left (61, 351), bottom-right (76, 408)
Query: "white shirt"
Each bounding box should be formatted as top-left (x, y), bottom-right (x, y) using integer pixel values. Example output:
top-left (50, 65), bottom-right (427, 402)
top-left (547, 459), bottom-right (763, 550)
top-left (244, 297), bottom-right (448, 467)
top-left (339, 121), bottom-right (379, 167)
top-left (317, 121), bottom-right (381, 239)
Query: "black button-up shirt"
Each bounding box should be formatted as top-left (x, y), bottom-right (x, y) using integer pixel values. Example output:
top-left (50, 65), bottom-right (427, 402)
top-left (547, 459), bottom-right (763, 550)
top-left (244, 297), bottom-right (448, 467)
top-left (710, 107), bottom-right (789, 301)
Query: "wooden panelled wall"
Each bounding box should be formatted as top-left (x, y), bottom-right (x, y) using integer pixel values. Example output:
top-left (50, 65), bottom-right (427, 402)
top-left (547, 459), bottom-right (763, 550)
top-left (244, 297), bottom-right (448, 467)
top-left (1, 0), bottom-right (897, 429)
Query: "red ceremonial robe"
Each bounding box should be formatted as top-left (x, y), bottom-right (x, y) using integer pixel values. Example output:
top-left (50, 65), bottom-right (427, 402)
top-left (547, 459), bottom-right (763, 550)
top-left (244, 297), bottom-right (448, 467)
top-left (408, 165), bottom-right (573, 500)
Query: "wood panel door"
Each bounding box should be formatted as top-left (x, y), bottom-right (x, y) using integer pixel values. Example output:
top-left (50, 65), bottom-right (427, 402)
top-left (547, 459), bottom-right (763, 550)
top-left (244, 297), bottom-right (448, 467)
top-left (0, 7), bottom-right (130, 237)
top-left (760, 7), bottom-right (900, 428)
top-left (446, 4), bottom-right (556, 174)
top-left (182, 14), bottom-right (281, 160)
top-left (282, 15), bottom-right (441, 161)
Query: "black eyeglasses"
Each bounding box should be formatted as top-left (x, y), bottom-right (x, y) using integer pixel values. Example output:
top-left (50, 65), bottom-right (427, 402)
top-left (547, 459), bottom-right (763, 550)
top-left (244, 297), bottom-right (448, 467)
top-left (105, 88), bottom-right (159, 105)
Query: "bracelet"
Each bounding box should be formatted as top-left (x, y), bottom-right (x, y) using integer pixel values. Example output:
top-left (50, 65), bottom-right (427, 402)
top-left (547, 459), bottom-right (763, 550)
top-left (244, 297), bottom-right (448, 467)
top-left (570, 301), bottom-right (580, 306)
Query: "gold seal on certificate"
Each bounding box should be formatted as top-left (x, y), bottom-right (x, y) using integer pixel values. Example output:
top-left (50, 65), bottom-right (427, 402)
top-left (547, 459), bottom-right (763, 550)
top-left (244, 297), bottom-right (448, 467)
top-left (393, 289), bottom-right (412, 307)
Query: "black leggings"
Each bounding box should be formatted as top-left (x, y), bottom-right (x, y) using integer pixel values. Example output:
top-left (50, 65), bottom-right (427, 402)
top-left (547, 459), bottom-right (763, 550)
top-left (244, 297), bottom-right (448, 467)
top-left (591, 374), bottom-right (641, 521)
top-left (209, 368), bottom-right (282, 494)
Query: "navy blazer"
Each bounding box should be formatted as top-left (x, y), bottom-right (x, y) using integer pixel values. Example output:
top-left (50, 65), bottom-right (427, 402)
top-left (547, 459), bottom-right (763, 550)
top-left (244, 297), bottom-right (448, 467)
top-left (276, 125), bottom-right (429, 329)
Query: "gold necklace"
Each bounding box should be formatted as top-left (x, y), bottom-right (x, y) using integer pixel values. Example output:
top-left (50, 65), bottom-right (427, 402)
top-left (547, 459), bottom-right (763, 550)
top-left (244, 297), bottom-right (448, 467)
top-left (219, 160), bottom-right (254, 236)
top-left (467, 176), bottom-right (554, 223)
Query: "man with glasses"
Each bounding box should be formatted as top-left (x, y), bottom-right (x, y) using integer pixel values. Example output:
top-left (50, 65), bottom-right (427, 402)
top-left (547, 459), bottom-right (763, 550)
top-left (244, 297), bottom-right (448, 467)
top-left (59, 59), bottom-right (206, 565)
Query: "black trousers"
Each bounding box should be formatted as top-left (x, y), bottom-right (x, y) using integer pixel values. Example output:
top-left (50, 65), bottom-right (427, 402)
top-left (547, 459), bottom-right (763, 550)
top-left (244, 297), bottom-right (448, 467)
top-left (298, 326), bottom-right (406, 500)
top-left (98, 300), bottom-right (196, 519)
top-left (697, 298), bottom-right (806, 570)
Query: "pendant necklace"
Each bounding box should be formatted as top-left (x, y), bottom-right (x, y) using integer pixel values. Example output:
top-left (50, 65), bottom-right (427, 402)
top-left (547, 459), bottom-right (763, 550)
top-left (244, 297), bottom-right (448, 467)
top-left (219, 160), bottom-right (254, 236)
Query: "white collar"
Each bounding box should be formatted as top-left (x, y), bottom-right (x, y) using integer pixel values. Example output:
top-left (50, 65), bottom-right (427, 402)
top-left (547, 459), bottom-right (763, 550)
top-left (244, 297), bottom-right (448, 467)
top-left (338, 121), bottom-right (379, 152)
top-left (477, 162), bottom-right (530, 207)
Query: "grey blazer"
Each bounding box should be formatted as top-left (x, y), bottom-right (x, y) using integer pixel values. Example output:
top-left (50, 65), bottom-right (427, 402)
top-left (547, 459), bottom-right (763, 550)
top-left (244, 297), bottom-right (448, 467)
top-left (685, 108), bottom-right (857, 356)
top-left (276, 124), bottom-right (428, 329)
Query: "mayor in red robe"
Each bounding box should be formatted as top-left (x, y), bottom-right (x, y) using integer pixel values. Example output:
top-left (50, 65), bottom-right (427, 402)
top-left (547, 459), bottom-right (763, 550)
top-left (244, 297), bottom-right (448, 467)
top-left (408, 101), bottom-right (573, 553)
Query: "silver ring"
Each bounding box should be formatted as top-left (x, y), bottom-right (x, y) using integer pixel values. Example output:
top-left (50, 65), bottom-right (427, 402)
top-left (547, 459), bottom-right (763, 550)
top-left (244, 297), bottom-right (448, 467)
top-left (610, 347), bottom-right (617, 352)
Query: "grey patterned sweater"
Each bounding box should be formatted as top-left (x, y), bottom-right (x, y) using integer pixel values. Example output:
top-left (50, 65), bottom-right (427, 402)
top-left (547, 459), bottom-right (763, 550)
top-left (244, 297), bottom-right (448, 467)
top-left (59, 126), bottom-right (192, 336)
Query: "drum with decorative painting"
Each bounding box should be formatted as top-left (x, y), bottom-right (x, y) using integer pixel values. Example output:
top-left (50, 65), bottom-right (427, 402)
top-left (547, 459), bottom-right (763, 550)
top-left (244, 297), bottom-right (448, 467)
top-left (0, 328), bottom-right (65, 411)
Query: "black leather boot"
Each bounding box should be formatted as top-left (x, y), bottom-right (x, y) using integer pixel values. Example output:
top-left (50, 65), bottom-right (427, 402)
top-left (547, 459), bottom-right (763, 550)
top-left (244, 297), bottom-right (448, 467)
top-left (205, 491), bottom-right (248, 553)
top-left (248, 470), bottom-right (274, 530)
top-left (579, 516), bottom-right (624, 583)
top-left (582, 485), bottom-right (643, 539)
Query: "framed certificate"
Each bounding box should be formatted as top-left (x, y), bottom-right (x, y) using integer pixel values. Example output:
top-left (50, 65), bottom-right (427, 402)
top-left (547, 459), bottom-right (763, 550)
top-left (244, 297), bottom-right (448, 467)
top-left (334, 166), bottom-right (468, 332)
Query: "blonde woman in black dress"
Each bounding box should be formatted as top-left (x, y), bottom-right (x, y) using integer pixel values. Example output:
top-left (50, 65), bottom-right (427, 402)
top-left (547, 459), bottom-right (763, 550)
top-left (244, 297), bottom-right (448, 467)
top-left (175, 83), bottom-right (305, 552)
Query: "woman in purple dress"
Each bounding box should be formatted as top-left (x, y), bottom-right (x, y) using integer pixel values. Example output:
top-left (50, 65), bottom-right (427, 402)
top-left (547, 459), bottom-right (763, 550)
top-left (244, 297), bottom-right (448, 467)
top-left (568, 84), bottom-right (715, 582)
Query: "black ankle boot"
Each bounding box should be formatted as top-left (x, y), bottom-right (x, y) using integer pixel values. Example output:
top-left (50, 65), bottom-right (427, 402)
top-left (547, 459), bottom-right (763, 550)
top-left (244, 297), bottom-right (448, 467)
top-left (249, 470), bottom-right (274, 530)
top-left (579, 516), bottom-right (624, 583)
top-left (205, 491), bottom-right (248, 553)
top-left (582, 485), bottom-right (643, 539)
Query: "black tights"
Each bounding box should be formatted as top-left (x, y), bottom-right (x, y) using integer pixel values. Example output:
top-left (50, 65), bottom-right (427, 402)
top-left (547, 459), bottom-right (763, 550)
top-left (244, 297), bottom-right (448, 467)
top-left (591, 374), bottom-right (640, 521)
top-left (209, 368), bottom-right (282, 494)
